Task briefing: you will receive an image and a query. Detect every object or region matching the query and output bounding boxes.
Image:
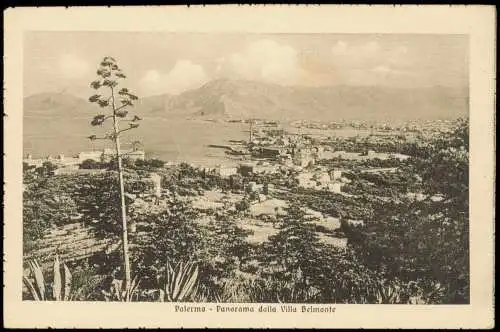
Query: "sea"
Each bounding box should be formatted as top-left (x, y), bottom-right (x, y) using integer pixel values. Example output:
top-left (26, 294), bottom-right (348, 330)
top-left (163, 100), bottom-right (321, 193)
top-left (23, 118), bottom-right (371, 168)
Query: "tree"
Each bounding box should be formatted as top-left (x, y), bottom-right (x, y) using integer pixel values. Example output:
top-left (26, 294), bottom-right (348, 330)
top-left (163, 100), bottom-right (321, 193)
top-left (235, 198), bottom-right (250, 214)
top-left (87, 56), bottom-right (141, 289)
top-left (148, 158), bottom-right (165, 168)
top-left (23, 175), bottom-right (78, 250)
top-left (80, 158), bottom-right (103, 169)
top-left (261, 205), bottom-right (321, 276)
top-left (342, 119), bottom-right (470, 303)
top-left (35, 161), bottom-right (58, 176)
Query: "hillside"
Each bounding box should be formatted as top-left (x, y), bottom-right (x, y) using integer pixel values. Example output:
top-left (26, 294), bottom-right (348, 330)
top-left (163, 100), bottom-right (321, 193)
top-left (25, 78), bottom-right (468, 122)
top-left (24, 92), bottom-right (95, 118)
top-left (135, 78), bottom-right (468, 121)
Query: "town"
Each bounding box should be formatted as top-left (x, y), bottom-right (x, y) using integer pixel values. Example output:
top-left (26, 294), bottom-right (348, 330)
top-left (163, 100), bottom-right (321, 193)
top-left (21, 53), bottom-right (468, 306)
top-left (22, 114), bottom-right (467, 305)
top-left (23, 117), bottom-right (454, 250)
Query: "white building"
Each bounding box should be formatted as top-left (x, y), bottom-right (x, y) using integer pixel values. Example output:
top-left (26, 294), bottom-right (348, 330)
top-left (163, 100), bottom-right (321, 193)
top-left (316, 172), bottom-right (332, 186)
top-left (254, 164), bottom-right (279, 174)
top-left (53, 165), bottom-right (80, 175)
top-left (346, 219), bottom-right (364, 227)
top-left (23, 154), bottom-right (44, 168)
top-left (246, 182), bottom-right (263, 194)
top-left (78, 151), bottom-right (102, 163)
top-left (78, 148), bottom-right (145, 163)
top-left (328, 182), bottom-right (342, 194)
top-left (102, 148), bottom-right (116, 162)
top-left (329, 168), bottom-right (343, 181)
top-left (124, 149), bottom-right (146, 161)
top-left (296, 171), bottom-right (331, 190)
top-left (53, 154), bottom-right (79, 167)
top-left (149, 173), bottom-right (162, 198)
top-left (389, 153), bottom-right (410, 161)
top-left (292, 148), bottom-right (315, 168)
top-left (215, 165), bottom-right (238, 178)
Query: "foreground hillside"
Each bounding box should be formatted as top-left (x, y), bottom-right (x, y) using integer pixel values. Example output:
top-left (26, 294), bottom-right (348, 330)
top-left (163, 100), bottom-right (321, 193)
top-left (22, 120), bottom-right (469, 304)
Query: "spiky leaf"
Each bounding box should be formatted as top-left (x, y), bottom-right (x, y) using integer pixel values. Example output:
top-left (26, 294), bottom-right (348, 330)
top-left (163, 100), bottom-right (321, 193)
top-left (52, 256), bottom-right (62, 301)
top-left (63, 264), bottom-right (72, 301)
top-left (29, 260), bottom-right (46, 300)
top-left (163, 261), bottom-right (199, 302)
top-left (23, 276), bottom-right (41, 301)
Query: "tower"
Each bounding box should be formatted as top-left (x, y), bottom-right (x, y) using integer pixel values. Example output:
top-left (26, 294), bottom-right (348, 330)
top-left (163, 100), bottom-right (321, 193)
top-left (249, 119), bottom-right (254, 143)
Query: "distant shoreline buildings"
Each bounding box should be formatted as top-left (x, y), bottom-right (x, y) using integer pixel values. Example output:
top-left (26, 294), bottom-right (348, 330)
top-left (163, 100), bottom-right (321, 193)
top-left (24, 148), bottom-right (146, 169)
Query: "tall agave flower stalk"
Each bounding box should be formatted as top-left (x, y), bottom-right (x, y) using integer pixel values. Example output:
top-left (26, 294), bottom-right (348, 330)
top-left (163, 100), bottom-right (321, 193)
top-left (23, 256), bottom-right (73, 301)
top-left (87, 57), bottom-right (142, 290)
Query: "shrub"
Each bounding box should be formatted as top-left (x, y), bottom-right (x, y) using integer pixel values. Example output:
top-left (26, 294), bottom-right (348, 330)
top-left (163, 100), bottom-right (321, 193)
top-left (35, 161), bottom-right (58, 176)
top-left (99, 276), bottom-right (142, 302)
top-left (23, 175), bottom-right (78, 244)
top-left (80, 159), bottom-right (105, 169)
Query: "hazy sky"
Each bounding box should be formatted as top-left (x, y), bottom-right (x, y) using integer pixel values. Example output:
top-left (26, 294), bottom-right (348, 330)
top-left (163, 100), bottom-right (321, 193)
top-left (24, 32), bottom-right (468, 97)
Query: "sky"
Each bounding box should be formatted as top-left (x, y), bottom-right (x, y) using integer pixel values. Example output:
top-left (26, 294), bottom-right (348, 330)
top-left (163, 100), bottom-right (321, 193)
top-left (24, 32), bottom-right (468, 98)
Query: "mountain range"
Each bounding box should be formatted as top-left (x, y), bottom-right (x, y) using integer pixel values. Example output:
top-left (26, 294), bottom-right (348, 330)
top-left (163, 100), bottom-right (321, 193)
top-left (25, 78), bottom-right (468, 122)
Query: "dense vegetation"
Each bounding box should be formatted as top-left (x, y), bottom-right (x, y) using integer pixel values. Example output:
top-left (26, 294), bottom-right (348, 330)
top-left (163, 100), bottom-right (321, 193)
top-left (23, 119), bottom-right (469, 304)
top-left (80, 157), bottom-right (165, 171)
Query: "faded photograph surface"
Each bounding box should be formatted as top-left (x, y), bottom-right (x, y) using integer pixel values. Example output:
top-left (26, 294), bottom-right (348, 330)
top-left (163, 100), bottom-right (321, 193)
top-left (22, 32), bottom-right (469, 304)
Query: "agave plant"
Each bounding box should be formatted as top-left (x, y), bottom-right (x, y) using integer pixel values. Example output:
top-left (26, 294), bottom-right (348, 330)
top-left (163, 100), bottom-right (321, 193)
top-left (213, 280), bottom-right (245, 303)
top-left (246, 276), bottom-right (320, 303)
top-left (23, 256), bottom-right (73, 301)
top-left (195, 279), bottom-right (245, 303)
top-left (405, 280), bottom-right (441, 304)
top-left (101, 276), bottom-right (141, 302)
top-left (375, 279), bottom-right (401, 304)
top-left (158, 261), bottom-right (199, 302)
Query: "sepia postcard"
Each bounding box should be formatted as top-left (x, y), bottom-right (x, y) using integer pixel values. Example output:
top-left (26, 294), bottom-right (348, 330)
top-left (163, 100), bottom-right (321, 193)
top-left (3, 5), bottom-right (495, 329)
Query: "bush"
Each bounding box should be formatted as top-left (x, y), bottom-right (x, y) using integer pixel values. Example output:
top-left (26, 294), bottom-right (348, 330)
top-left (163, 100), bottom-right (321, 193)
top-left (134, 158), bottom-right (165, 169)
top-left (35, 161), bottom-right (58, 176)
top-left (235, 198), bottom-right (250, 212)
top-left (80, 159), bottom-right (105, 169)
top-left (342, 119), bottom-right (470, 304)
top-left (23, 175), bottom-right (78, 245)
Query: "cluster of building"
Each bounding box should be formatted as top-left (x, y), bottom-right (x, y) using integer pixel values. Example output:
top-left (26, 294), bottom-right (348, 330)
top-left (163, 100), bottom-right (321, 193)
top-left (289, 118), bottom-right (458, 134)
top-left (210, 123), bottom-right (412, 196)
top-left (193, 118), bottom-right (417, 203)
top-left (249, 127), bottom-right (328, 168)
top-left (24, 148), bottom-right (146, 175)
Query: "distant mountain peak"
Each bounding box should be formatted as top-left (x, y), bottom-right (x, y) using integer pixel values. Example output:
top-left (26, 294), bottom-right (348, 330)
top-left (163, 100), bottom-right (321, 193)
top-left (25, 79), bottom-right (468, 121)
top-left (24, 91), bottom-right (92, 116)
